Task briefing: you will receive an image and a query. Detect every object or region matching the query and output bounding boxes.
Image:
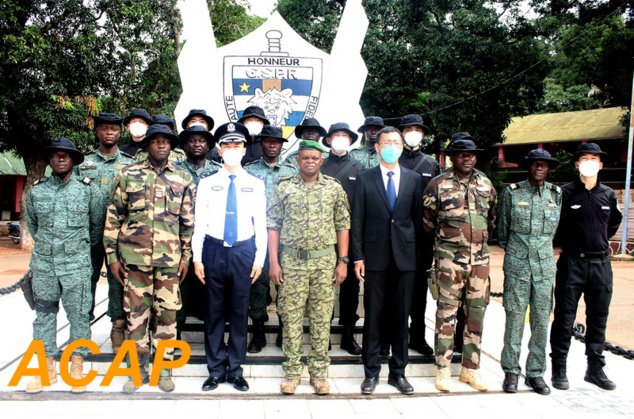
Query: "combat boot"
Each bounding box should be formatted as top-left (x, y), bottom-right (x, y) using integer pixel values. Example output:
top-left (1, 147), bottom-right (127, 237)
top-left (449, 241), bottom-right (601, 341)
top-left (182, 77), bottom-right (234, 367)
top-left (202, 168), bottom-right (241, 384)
top-left (248, 318), bottom-right (267, 353)
top-left (435, 366), bottom-right (453, 392)
top-left (310, 375), bottom-right (330, 395)
top-left (459, 367), bottom-right (488, 391)
top-left (26, 356), bottom-right (57, 393)
top-left (110, 319), bottom-right (125, 353)
top-left (280, 375), bottom-right (301, 394)
top-left (340, 324), bottom-right (362, 355)
top-left (158, 368), bottom-right (175, 392)
top-left (551, 365), bottom-right (569, 390)
top-left (70, 355), bottom-right (87, 393)
top-left (122, 354), bottom-right (150, 393)
top-left (584, 363), bottom-right (616, 390)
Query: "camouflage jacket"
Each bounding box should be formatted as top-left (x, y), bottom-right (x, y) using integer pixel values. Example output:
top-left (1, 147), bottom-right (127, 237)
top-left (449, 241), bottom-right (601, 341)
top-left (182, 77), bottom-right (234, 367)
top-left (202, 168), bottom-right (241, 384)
top-left (349, 145), bottom-right (381, 169)
top-left (245, 158), bottom-right (297, 201)
top-left (103, 159), bottom-right (195, 268)
top-left (177, 158), bottom-right (221, 187)
top-left (75, 148), bottom-right (134, 210)
top-left (135, 148), bottom-right (187, 165)
top-left (284, 149), bottom-right (329, 168)
top-left (497, 179), bottom-right (561, 279)
top-left (26, 173), bottom-right (103, 276)
top-left (267, 172), bottom-right (350, 251)
top-left (422, 168), bottom-right (497, 265)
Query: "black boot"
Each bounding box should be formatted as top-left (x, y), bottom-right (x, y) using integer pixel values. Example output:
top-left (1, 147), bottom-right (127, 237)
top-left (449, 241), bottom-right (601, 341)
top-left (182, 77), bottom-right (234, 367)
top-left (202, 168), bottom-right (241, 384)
top-left (276, 317), bottom-right (283, 348)
top-left (248, 318), bottom-right (267, 353)
top-left (584, 362), bottom-right (616, 390)
top-left (551, 365), bottom-right (569, 390)
top-left (502, 372), bottom-right (518, 393)
top-left (340, 324), bottom-right (362, 355)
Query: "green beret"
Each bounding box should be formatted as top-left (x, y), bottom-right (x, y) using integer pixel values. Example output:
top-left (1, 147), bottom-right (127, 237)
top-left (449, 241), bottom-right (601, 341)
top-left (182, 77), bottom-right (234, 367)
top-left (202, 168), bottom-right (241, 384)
top-left (298, 139), bottom-right (326, 153)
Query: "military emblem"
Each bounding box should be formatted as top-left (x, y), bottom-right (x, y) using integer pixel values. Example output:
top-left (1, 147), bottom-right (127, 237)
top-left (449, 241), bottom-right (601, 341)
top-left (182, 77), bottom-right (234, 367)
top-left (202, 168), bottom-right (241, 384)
top-left (227, 123), bottom-right (235, 132)
top-left (223, 29), bottom-right (323, 130)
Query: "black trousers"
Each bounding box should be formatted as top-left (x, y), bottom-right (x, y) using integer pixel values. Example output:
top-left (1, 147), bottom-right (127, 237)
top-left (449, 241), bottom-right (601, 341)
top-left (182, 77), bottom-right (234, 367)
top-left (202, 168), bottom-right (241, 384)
top-left (203, 237), bottom-right (255, 378)
top-left (550, 252), bottom-right (613, 367)
top-left (338, 262), bottom-right (360, 326)
top-left (362, 257), bottom-right (415, 378)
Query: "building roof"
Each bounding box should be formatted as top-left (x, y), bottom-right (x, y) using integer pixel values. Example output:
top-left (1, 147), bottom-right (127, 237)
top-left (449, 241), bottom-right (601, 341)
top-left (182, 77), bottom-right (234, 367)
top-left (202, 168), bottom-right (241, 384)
top-left (0, 152), bottom-right (26, 176)
top-left (500, 107), bottom-right (626, 146)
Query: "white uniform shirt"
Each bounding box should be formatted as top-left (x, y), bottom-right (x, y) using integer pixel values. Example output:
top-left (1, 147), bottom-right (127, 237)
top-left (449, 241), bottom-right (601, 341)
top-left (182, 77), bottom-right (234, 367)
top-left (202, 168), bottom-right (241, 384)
top-left (192, 166), bottom-right (267, 267)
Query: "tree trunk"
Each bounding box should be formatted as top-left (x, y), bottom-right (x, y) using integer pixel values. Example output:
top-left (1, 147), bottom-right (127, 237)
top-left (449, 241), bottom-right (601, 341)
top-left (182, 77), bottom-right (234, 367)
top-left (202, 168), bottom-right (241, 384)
top-left (20, 156), bottom-right (47, 252)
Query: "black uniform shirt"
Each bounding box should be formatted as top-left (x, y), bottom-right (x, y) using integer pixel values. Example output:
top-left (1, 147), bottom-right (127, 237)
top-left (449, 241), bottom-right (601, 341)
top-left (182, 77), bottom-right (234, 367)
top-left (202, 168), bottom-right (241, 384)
top-left (320, 152), bottom-right (366, 205)
top-left (399, 147), bottom-right (441, 191)
top-left (556, 178), bottom-right (622, 253)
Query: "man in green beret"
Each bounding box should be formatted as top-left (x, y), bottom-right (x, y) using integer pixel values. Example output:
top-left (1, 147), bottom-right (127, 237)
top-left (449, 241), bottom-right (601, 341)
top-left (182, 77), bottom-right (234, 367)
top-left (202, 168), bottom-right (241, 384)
top-left (267, 139), bottom-right (351, 395)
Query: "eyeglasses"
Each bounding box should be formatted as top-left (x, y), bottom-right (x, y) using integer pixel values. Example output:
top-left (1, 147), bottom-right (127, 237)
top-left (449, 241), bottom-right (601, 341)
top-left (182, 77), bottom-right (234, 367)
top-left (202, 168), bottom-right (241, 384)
top-left (378, 141), bottom-right (403, 147)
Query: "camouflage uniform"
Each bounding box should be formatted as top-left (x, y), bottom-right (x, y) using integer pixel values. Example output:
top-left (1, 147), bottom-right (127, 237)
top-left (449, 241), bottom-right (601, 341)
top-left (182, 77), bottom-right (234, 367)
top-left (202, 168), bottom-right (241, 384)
top-left (267, 172), bottom-right (350, 377)
top-left (135, 148), bottom-right (186, 164)
top-left (76, 149), bottom-right (134, 322)
top-left (26, 173), bottom-right (103, 356)
top-left (103, 159), bottom-right (195, 360)
top-left (349, 145), bottom-right (381, 169)
top-left (245, 158), bottom-right (297, 321)
top-left (284, 149), bottom-right (328, 168)
top-left (178, 159), bottom-right (222, 186)
top-left (423, 168), bottom-right (497, 369)
top-left (498, 180), bottom-right (561, 377)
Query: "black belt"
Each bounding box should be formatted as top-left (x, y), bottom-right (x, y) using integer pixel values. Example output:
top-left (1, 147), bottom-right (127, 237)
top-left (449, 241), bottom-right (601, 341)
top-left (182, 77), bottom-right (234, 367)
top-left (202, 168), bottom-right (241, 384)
top-left (205, 235), bottom-right (253, 248)
top-left (567, 250), bottom-right (609, 260)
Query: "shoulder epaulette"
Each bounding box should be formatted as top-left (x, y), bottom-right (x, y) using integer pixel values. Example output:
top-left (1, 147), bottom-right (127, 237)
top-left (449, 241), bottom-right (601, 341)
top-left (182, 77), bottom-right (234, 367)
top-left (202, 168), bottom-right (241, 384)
top-left (278, 174), bottom-right (294, 184)
top-left (244, 160), bottom-right (258, 167)
top-left (119, 150), bottom-right (134, 159)
top-left (200, 170), bottom-right (219, 180)
top-left (82, 177), bottom-right (92, 185)
top-left (245, 170), bottom-right (263, 181)
top-left (547, 183), bottom-right (561, 193)
top-left (33, 177), bottom-right (48, 186)
top-left (509, 183), bottom-right (519, 190)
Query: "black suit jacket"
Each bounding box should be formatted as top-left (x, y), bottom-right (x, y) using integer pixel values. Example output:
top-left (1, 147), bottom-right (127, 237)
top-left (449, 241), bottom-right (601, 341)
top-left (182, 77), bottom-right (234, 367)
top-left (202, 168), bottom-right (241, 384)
top-left (351, 165), bottom-right (423, 272)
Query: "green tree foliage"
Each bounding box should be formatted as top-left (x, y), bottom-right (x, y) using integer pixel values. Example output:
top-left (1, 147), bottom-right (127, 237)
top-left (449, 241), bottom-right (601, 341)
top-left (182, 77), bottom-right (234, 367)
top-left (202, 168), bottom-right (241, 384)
top-left (209, 0), bottom-right (265, 46)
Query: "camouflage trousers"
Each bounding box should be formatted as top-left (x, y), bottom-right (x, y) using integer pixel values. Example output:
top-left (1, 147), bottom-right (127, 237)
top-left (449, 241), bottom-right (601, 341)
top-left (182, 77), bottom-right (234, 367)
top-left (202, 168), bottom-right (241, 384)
top-left (90, 246), bottom-right (125, 321)
top-left (501, 274), bottom-right (554, 377)
top-left (278, 253), bottom-right (336, 377)
top-left (32, 269), bottom-right (92, 357)
top-left (435, 257), bottom-right (490, 369)
top-left (249, 253), bottom-right (270, 321)
top-left (123, 265), bottom-right (181, 360)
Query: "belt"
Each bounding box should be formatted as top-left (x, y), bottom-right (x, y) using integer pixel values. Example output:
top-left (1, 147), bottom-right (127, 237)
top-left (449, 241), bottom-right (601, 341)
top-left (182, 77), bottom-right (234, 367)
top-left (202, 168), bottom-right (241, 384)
top-left (567, 250), bottom-right (609, 260)
top-left (280, 244), bottom-right (335, 260)
top-left (205, 235), bottom-right (254, 248)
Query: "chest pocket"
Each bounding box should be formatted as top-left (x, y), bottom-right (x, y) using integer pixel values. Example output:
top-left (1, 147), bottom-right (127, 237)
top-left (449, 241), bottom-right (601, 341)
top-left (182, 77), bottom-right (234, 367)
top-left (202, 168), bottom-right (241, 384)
top-left (543, 206), bottom-right (560, 234)
top-left (475, 188), bottom-right (492, 216)
top-left (439, 188), bottom-right (465, 215)
top-left (34, 200), bottom-right (54, 227)
top-left (167, 183), bottom-right (184, 216)
top-left (511, 203), bottom-right (531, 234)
top-left (67, 197), bottom-right (89, 227)
top-left (80, 168), bottom-right (98, 180)
top-left (126, 181), bottom-right (146, 211)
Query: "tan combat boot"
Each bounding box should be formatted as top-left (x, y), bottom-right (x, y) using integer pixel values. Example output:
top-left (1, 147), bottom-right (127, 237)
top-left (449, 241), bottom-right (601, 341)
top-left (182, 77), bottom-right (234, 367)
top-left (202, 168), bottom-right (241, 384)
top-left (435, 366), bottom-right (453, 392)
top-left (70, 355), bottom-right (87, 393)
top-left (122, 354), bottom-right (150, 394)
top-left (310, 375), bottom-right (330, 395)
top-left (110, 319), bottom-right (126, 353)
top-left (26, 355), bottom-right (57, 393)
top-left (280, 375), bottom-right (301, 394)
top-left (459, 367), bottom-right (488, 391)
top-left (158, 368), bottom-right (175, 392)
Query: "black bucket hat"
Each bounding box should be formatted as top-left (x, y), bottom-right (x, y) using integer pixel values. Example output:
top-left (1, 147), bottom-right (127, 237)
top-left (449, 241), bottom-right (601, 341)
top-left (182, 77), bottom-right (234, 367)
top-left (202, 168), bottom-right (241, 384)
top-left (93, 112), bottom-right (123, 127)
top-left (178, 125), bottom-right (215, 149)
top-left (398, 114), bottom-right (430, 135)
top-left (357, 116), bottom-right (385, 132)
top-left (322, 122), bottom-right (359, 147)
top-left (446, 132), bottom-right (483, 154)
top-left (520, 149), bottom-right (560, 169)
top-left (572, 142), bottom-right (608, 164)
top-left (44, 137), bottom-right (84, 164)
top-left (214, 122), bottom-right (250, 144)
top-left (181, 109), bottom-right (215, 131)
top-left (151, 114), bottom-right (175, 131)
top-left (238, 106), bottom-right (270, 125)
top-left (141, 124), bottom-right (179, 149)
top-left (123, 109), bottom-right (151, 126)
top-left (256, 125), bottom-right (287, 142)
top-left (294, 118), bottom-right (327, 138)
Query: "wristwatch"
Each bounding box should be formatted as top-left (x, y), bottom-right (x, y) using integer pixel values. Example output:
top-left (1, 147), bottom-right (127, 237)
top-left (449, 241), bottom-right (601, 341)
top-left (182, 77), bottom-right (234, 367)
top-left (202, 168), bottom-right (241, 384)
top-left (338, 256), bottom-right (350, 264)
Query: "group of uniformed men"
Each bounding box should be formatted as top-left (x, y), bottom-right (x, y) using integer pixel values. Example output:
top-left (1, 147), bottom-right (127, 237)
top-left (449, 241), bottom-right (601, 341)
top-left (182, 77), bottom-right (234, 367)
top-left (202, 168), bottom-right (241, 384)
top-left (25, 105), bottom-right (621, 396)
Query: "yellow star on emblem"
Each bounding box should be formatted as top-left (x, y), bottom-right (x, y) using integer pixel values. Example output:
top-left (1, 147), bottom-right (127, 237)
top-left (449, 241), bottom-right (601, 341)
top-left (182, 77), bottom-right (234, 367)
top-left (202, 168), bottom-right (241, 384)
top-left (239, 82), bottom-right (251, 93)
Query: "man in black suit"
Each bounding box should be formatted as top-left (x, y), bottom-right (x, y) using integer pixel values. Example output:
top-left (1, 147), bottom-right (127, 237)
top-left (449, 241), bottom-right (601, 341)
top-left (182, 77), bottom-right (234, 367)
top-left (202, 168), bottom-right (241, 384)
top-left (352, 126), bottom-right (423, 395)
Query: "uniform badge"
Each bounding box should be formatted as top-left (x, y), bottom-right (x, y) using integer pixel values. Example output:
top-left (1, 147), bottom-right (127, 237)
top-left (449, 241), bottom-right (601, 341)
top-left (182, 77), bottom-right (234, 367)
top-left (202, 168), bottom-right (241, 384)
top-left (517, 202), bottom-right (529, 206)
top-left (156, 189), bottom-right (164, 198)
top-left (101, 177), bottom-right (109, 185)
top-left (423, 196), bottom-right (433, 206)
top-left (82, 177), bottom-right (92, 185)
top-left (212, 185), bottom-right (224, 191)
top-left (601, 206), bottom-right (610, 210)
top-left (227, 123), bottom-right (236, 132)
top-left (571, 205), bottom-right (581, 209)
top-left (422, 173), bottom-right (431, 177)
top-left (241, 187), bottom-right (254, 192)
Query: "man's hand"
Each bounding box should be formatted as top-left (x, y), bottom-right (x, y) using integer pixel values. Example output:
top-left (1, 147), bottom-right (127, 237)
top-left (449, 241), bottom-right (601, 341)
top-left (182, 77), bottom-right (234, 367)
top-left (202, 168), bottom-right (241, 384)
top-left (177, 262), bottom-right (188, 283)
top-left (354, 261), bottom-right (365, 283)
top-left (250, 266), bottom-right (262, 284)
top-left (110, 261), bottom-right (128, 286)
top-left (269, 262), bottom-right (284, 285)
top-left (194, 262), bottom-right (205, 285)
top-left (332, 262), bottom-right (347, 286)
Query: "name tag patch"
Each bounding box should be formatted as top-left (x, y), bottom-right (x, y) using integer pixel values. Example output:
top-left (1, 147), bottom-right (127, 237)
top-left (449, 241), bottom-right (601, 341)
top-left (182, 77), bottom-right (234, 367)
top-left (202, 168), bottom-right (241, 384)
top-left (517, 202), bottom-right (529, 206)
top-left (212, 186), bottom-right (224, 191)
top-left (571, 205), bottom-right (581, 209)
top-left (422, 173), bottom-right (431, 177)
top-left (601, 206), bottom-right (610, 210)
top-left (348, 177), bottom-right (356, 181)
top-left (241, 187), bottom-right (253, 192)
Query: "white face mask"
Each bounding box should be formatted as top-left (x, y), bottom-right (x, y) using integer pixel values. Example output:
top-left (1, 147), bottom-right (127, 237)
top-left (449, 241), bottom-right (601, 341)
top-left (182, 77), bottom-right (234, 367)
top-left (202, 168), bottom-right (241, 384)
top-left (330, 136), bottom-right (350, 154)
top-left (578, 160), bottom-right (601, 177)
top-left (129, 122), bottom-right (148, 138)
top-left (245, 121), bottom-right (264, 136)
top-left (404, 131), bottom-right (423, 148)
top-left (222, 147), bottom-right (243, 167)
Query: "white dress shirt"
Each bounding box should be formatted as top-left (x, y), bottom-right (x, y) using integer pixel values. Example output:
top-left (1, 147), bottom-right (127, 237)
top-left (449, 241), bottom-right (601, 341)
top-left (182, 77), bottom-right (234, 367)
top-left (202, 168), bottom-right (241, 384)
top-left (379, 163), bottom-right (401, 197)
top-left (192, 166), bottom-right (267, 267)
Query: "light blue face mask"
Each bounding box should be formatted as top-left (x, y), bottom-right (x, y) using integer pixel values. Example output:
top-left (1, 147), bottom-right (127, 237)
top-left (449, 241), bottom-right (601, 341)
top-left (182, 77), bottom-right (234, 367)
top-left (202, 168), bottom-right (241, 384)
top-left (380, 145), bottom-right (402, 164)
